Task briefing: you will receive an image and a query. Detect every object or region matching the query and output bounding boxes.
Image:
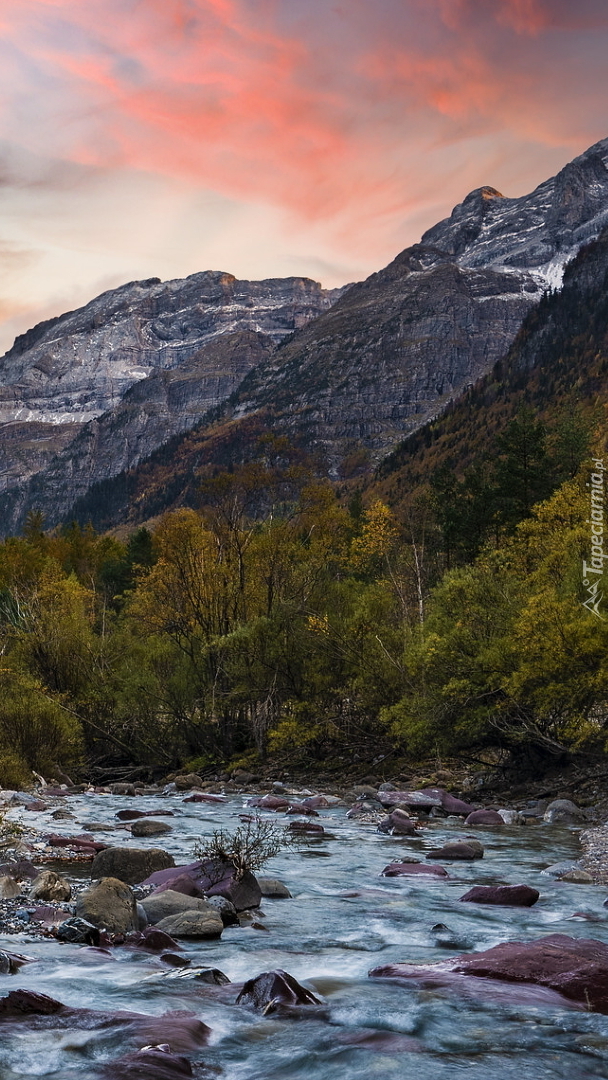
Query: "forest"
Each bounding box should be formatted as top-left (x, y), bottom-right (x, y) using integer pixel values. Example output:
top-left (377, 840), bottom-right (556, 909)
top-left (1, 409), bottom-right (607, 789)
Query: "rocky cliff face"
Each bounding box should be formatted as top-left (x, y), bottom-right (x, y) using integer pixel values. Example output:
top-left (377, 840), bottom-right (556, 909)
top-left (0, 272), bottom-right (341, 426)
top-left (1, 137), bottom-right (607, 533)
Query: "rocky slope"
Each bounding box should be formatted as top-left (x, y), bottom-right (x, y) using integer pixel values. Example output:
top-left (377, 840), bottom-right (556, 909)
top-left (1, 137), bottom-right (607, 533)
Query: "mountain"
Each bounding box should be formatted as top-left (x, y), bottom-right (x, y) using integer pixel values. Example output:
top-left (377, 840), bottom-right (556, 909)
top-left (1, 137), bottom-right (608, 534)
top-left (0, 273), bottom-right (342, 503)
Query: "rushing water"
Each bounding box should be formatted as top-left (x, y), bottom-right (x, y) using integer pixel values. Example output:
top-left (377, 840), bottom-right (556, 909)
top-left (1, 791), bottom-right (608, 1079)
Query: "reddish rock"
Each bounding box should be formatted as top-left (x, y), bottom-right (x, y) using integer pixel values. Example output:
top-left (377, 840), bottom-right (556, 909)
top-left (300, 796), bottom-right (330, 809)
top-left (24, 801), bottom-right (48, 812)
top-left (151, 874), bottom-right (206, 899)
top-left (464, 810), bottom-right (505, 825)
top-left (101, 1046), bottom-right (193, 1078)
top-left (426, 842), bottom-right (483, 861)
top-left (127, 926), bottom-right (182, 952)
top-left (183, 793), bottom-right (226, 803)
top-left (288, 821), bottom-right (325, 835)
top-left (141, 859), bottom-right (261, 911)
top-left (378, 809), bottom-right (417, 835)
top-left (0, 990), bottom-right (65, 1016)
top-left (459, 884), bottom-right (539, 906)
top-left (45, 833), bottom-right (107, 852)
top-left (450, 935), bottom-right (608, 1012)
top-left (285, 803), bottom-right (319, 816)
top-left (248, 795), bottom-right (291, 811)
top-left (382, 862), bottom-right (449, 878)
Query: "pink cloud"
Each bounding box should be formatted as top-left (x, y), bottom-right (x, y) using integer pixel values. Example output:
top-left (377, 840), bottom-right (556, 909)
top-left (0, 0), bottom-right (606, 257)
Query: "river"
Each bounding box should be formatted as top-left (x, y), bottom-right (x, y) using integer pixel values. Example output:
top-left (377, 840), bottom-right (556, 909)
top-left (1, 790), bottom-right (607, 1079)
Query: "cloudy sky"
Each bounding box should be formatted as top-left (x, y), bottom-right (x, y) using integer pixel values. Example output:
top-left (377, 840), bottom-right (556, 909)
top-left (0, 0), bottom-right (607, 353)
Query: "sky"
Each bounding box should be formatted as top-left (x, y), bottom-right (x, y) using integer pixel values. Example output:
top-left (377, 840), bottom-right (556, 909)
top-left (0, 0), bottom-right (607, 354)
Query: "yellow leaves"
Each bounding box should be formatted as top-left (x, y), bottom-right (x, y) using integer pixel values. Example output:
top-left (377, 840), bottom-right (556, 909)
top-left (307, 614), bottom-right (330, 636)
top-left (350, 500), bottom-right (399, 570)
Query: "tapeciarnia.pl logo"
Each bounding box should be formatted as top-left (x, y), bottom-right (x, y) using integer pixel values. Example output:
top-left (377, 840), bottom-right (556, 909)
top-left (582, 458), bottom-right (606, 620)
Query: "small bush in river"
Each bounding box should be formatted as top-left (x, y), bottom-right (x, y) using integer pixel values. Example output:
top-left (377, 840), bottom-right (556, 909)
top-left (194, 816), bottom-right (292, 878)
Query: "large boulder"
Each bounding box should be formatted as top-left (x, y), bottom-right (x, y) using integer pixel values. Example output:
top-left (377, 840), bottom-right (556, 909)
top-left (369, 934), bottom-right (608, 1012)
top-left (459, 884), bottom-right (539, 906)
top-left (142, 890), bottom-right (218, 926)
top-left (75, 877), bottom-right (139, 933)
top-left (236, 969), bottom-right (321, 1012)
top-left (90, 847), bottom-right (175, 885)
top-left (194, 859), bottom-right (262, 911)
top-left (155, 910), bottom-right (223, 939)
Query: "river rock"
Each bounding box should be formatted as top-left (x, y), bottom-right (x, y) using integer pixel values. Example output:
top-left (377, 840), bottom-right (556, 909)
top-left (248, 795), bottom-right (291, 811)
top-left (0, 950), bottom-right (35, 974)
top-left (195, 859), bottom-right (262, 911)
top-left (155, 910), bottom-right (223, 939)
top-left (151, 873), bottom-right (207, 899)
top-left (55, 917), bottom-right (101, 944)
top-left (174, 773), bottom-right (204, 790)
top-left (182, 793), bottom-right (226, 803)
top-left (142, 890), bottom-right (215, 924)
top-left (0, 877), bottom-right (21, 899)
top-left (205, 895), bottom-right (239, 926)
top-left (29, 871), bottom-right (71, 902)
top-left (131, 819), bottom-right (173, 837)
top-left (110, 783), bottom-right (136, 796)
top-left (301, 795), bottom-right (333, 809)
top-left (560, 869), bottom-right (595, 884)
top-left (498, 809), bottom-right (524, 825)
top-left (378, 790), bottom-right (442, 810)
top-left (449, 934), bottom-right (608, 1012)
top-left (464, 809), bottom-right (505, 825)
top-left (288, 820), bottom-right (325, 835)
top-left (236, 969), bottom-right (321, 1012)
top-left (459, 884), bottom-right (539, 906)
top-left (128, 926), bottom-right (182, 952)
top-left (378, 809), bottom-right (417, 836)
top-left (257, 878), bottom-right (292, 898)
top-left (543, 799), bottom-right (586, 824)
top-left (90, 846), bottom-right (175, 885)
top-left (285, 803), bottom-right (319, 816)
top-left (101, 1045), bottom-right (193, 1078)
top-left (382, 862), bottom-right (449, 878)
top-left (0, 860), bottom-right (38, 881)
top-left (75, 877), bottom-right (139, 933)
top-left (426, 842), bottom-right (483, 861)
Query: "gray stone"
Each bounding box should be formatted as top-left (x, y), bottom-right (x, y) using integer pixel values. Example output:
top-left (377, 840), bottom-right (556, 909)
top-left (257, 878), bottom-right (292, 898)
top-left (155, 911), bottom-right (223, 939)
top-left (29, 871), bottom-right (71, 902)
top-left (544, 799), bottom-right (586, 824)
top-left (90, 846), bottom-right (175, 886)
top-left (0, 877), bottom-right (21, 899)
top-left (75, 877), bottom-right (139, 933)
top-left (142, 890), bottom-right (218, 926)
top-left (130, 819), bottom-right (173, 837)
